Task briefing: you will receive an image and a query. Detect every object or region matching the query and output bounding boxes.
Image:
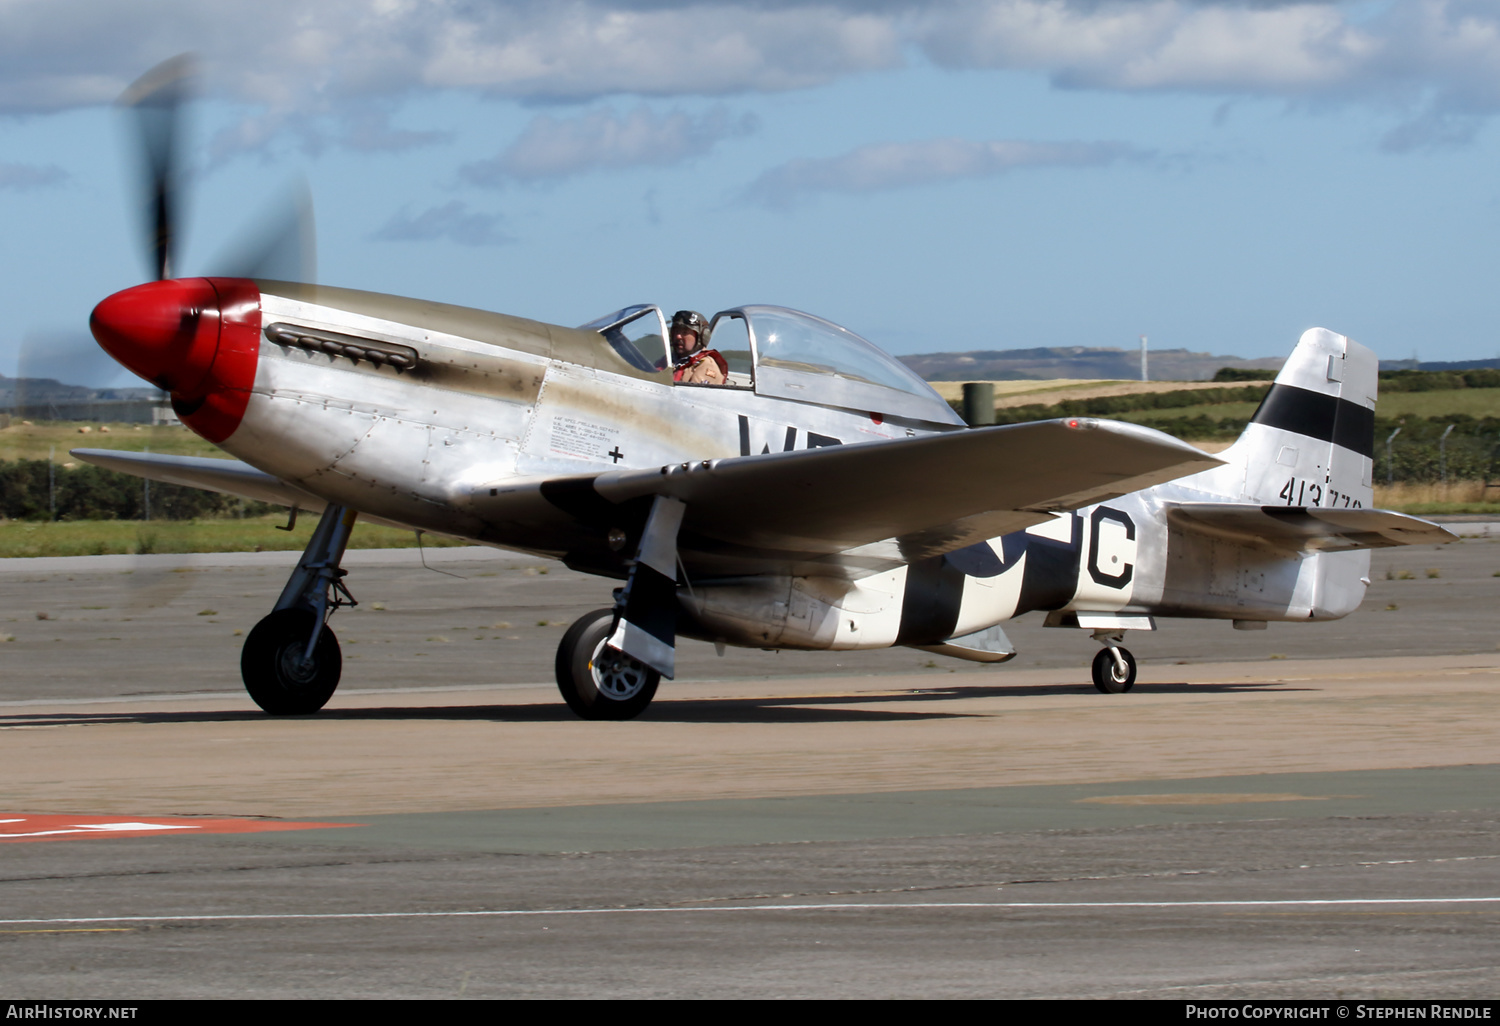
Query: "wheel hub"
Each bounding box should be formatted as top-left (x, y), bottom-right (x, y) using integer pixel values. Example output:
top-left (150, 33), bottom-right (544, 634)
top-left (277, 641), bottom-right (319, 685)
top-left (590, 642), bottom-right (650, 701)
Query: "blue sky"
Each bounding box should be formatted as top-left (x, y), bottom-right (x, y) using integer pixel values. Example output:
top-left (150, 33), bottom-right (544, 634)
top-left (4, 1), bottom-right (1500, 385)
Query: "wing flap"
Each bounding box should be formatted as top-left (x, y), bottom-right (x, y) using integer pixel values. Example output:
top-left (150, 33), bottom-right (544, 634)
top-left (1167, 502), bottom-right (1458, 552)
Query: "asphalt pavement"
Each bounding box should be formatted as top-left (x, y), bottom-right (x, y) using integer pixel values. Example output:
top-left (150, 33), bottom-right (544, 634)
top-left (0, 536), bottom-right (1497, 998)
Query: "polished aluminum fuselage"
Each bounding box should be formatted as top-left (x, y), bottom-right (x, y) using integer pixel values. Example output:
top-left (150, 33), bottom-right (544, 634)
top-left (209, 286), bottom-right (1374, 654)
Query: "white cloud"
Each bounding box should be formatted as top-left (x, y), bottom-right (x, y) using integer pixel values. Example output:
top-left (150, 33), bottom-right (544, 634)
top-left (372, 201), bottom-right (512, 246)
top-left (744, 137), bottom-right (1141, 207)
top-left (908, 1), bottom-right (1500, 147)
top-left (464, 104), bottom-right (756, 184)
top-left (205, 104), bottom-right (453, 166)
top-left (0, 1), bottom-right (902, 114)
top-left (914, 1), bottom-right (1376, 94)
top-left (7, 2), bottom-right (1500, 149)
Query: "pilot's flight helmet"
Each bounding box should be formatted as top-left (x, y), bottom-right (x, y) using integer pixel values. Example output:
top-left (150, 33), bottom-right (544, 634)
top-left (670, 310), bottom-right (709, 345)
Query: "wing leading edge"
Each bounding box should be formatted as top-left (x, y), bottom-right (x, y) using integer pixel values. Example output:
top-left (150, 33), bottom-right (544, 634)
top-left (476, 418), bottom-right (1224, 577)
top-left (71, 449), bottom-right (328, 510)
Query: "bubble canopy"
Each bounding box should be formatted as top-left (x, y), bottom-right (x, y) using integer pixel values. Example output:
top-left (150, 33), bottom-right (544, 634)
top-left (580, 303), bottom-right (963, 426)
top-left (725, 306), bottom-right (962, 426)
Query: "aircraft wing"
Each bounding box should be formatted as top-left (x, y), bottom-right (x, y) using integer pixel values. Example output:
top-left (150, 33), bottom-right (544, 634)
top-left (580, 418), bottom-right (1222, 572)
top-left (71, 449), bottom-right (330, 512)
top-left (71, 449), bottom-right (451, 536)
top-left (1166, 503), bottom-right (1458, 552)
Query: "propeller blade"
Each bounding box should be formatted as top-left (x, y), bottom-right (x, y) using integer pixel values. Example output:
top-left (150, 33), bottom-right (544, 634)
top-left (119, 54), bottom-right (196, 281)
top-left (207, 178), bottom-right (317, 284)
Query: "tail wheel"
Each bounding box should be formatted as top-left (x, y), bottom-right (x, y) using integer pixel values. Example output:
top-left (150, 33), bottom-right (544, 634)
top-left (1091, 646), bottom-right (1136, 694)
top-left (241, 608), bottom-right (341, 715)
top-left (555, 608), bottom-right (660, 721)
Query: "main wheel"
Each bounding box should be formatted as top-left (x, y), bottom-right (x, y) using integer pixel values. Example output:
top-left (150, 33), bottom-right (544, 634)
top-left (1091, 646), bottom-right (1137, 694)
top-left (555, 608), bottom-right (660, 721)
top-left (241, 608), bottom-right (342, 715)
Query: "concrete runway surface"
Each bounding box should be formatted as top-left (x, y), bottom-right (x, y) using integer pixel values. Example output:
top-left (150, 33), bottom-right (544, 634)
top-left (0, 537), bottom-right (1498, 998)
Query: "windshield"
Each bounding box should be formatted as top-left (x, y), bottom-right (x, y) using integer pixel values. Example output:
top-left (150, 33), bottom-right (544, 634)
top-left (577, 305), bottom-right (668, 375)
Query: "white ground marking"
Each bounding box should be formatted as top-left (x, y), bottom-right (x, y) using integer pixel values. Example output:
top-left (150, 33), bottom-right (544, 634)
top-left (5, 897), bottom-right (1500, 927)
top-left (0, 822), bottom-right (200, 839)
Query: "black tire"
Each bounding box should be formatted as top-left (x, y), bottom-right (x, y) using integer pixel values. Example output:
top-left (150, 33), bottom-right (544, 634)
top-left (555, 608), bottom-right (659, 721)
top-left (1091, 646), bottom-right (1136, 694)
top-left (241, 608), bottom-right (342, 715)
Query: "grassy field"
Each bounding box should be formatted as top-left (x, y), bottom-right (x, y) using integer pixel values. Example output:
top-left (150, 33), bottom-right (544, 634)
top-left (0, 421), bottom-right (221, 463)
top-left (1371, 481), bottom-right (1500, 515)
top-left (2, 400), bottom-right (1495, 560)
top-left (1372, 388), bottom-right (1500, 419)
top-left (929, 378), bottom-right (1261, 410)
top-left (1106, 388), bottom-right (1500, 425)
top-left (0, 515), bottom-right (468, 559)
top-left (1114, 400), bottom-right (1263, 425)
top-left (4, 486), bottom-right (1493, 558)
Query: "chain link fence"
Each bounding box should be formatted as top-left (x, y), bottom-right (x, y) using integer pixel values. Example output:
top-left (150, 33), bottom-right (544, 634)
top-left (1375, 421), bottom-right (1500, 486)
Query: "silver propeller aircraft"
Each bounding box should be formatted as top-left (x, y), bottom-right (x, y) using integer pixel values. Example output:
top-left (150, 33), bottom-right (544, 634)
top-left (74, 59), bottom-right (1454, 720)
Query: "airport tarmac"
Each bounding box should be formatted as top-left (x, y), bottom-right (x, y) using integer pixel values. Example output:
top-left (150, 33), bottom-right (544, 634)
top-left (1, 538), bottom-right (1498, 998)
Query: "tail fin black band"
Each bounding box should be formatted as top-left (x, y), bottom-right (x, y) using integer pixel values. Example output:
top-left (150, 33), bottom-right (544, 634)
top-left (1249, 383), bottom-right (1375, 458)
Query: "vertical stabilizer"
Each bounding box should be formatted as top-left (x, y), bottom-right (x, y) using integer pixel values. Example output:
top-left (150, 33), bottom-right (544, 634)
top-left (1187, 328), bottom-right (1380, 620)
top-left (1223, 328), bottom-right (1377, 509)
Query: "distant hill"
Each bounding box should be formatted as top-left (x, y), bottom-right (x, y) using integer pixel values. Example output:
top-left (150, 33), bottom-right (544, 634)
top-left (899, 346), bottom-right (1284, 382)
top-left (0, 374), bottom-right (157, 407)
top-left (898, 346), bottom-right (1500, 382)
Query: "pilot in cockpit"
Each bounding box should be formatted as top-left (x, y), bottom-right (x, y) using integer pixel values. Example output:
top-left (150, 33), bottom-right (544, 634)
top-left (669, 310), bottom-right (728, 385)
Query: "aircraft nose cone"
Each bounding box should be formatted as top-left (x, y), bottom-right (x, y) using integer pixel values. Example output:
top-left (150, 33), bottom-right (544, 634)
top-left (89, 278), bottom-right (223, 394)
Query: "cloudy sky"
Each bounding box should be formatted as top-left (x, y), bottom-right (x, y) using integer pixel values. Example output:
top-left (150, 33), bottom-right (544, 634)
top-left (5, 0), bottom-right (1500, 384)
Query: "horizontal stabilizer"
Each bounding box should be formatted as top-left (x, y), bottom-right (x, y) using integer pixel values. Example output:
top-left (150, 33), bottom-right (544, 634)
top-left (1167, 503), bottom-right (1457, 552)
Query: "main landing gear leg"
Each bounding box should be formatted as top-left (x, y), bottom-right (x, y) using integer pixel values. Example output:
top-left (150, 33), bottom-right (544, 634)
top-left (241, 505), bottom-right (359, 715)
top-left (555, 495), bottom-right (684, 721)
top-left (1089, 630), bottom-right (1137, 694)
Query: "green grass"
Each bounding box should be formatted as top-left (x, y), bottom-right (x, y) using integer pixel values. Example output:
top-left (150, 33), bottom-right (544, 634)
top-left (1113, 401), bottom-right (1263, 424)
top-left (1392, 502), bottom-right (1500, 514)
top-left (1374, 388), bottom-right (1500, 419)
top-left (0, 515), bottom-right (470, 559)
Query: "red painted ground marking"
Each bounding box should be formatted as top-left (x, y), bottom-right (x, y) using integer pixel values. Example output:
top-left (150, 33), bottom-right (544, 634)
top-left (0, 813), bottom-right (360, 844)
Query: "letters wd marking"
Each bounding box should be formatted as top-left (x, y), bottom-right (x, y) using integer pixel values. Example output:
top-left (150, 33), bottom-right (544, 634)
top-left (0, 814), bottom-right (359, 844)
